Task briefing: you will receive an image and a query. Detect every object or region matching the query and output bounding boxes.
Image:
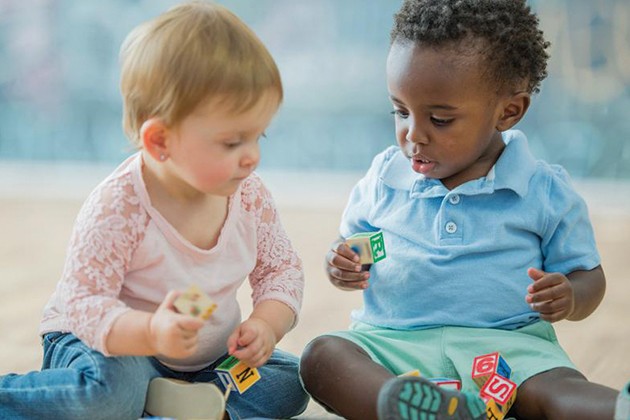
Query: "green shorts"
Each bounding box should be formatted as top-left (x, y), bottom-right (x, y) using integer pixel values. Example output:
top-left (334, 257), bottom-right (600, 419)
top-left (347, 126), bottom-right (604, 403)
top-left (328, 321), bottom-right (575, 392)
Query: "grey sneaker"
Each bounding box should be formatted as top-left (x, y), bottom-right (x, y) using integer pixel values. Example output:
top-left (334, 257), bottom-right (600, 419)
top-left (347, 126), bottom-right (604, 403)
top-left (615, 381), bottom-right (630, 420)
top-left (377, 376), bottom-right (486, 420)
top-left (143, 378), bottom-right (225, 420)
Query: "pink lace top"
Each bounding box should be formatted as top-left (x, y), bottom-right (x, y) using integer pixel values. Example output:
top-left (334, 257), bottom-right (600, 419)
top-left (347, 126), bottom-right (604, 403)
top-left (39, 153), bottom-right (304, 371)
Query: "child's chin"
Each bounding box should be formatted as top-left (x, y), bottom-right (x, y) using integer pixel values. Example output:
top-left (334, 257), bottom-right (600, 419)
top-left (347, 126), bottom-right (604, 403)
top-left (202, 184), bottom-right (238, 196)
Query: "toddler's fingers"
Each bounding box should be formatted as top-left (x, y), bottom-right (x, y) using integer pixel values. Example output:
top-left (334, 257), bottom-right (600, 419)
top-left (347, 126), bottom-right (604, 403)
top-left (245, 347), bottom-right (269, 368)
top-left (326, 249), bottom-right (361, 273)
top-left (335, 242), bottom-right (361, 262)
top-left (226, 328), bottom-right (241, 354)
top-left (231, 342), bottom-right (260, 364)
top-left (527, 267), bottom-right (546, 281)
top-left (180, 327), bottom-right (200, 340)
top-left (236, 327), bottom-right (257, 348)
top-left (159, 290), bottom-right (182, 312)
top-left (528, 280), bottom-right (567, 303)
top-left (328, 265), bottom-right (369, 282)
top-left (331, 277), bottom-right (369, 291)
top-left (328, 255), bottom-right (365, 277)
top-left (536, 305), bottom-right (566, 323)
top-left (176, 315), bottom-right (204, 332)
top-left (529, 297), bottom-right (552, 311)
top-left (179, 335), bottom-right (198, 351)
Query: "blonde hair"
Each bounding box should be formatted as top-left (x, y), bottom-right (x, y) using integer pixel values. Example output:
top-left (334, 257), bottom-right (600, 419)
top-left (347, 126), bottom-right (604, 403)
top-left (120, 1), bottom-right (283, 146)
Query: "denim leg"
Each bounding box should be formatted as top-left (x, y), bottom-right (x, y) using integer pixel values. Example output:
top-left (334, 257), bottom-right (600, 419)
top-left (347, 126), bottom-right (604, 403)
top-left (0, 332), bottom-right (160, 420)
top-left (191, 349), bottom-right (309, 419)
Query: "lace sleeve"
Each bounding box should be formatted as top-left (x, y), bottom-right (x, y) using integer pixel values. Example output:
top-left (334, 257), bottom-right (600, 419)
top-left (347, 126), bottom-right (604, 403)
top-left (56, 174), bottom-right (148, 354)
top-left (242, 174), bottom-right (304, 325)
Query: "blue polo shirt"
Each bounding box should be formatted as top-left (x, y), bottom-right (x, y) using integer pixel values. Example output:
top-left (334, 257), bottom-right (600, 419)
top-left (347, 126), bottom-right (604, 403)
top-left (340, 130), bottom-right (600, 330)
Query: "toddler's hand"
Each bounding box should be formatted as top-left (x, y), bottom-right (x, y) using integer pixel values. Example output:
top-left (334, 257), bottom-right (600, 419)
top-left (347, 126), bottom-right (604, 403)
top-left (226, 317), bottom-right (275, 368)
top-left (325, 239), bottom-right (370, 291)
top-left (525, 267), bottom-right (575, 322)
top-left (149, 290), bottom-right (205, 359)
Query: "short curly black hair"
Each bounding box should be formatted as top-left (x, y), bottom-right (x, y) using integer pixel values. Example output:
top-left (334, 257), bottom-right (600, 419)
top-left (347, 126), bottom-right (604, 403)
top-left (391, 0), bottom-right (550, 94)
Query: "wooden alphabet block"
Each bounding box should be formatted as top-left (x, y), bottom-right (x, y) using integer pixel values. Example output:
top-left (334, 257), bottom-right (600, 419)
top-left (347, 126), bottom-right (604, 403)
top-left (345, 231), bottom-right (386, 265)
top-left (398, 369), bottom-right (421, 377)
top-left (484, 398), bottom-right (505, 420)
top-left (471, 352), bottom-right (511, 388)
top-left (173, 284), bottom-right (217, 320)
top-left (215, 356), bottom-right (260, 394)
top-left (480, 373), bottom-right (517, 415)
top-left (428, 377), bottom-right (462, 391)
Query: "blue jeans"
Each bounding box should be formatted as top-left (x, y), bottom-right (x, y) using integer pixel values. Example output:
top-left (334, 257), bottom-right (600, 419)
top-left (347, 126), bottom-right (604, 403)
top-left (0, 332), bottom-right (309, 419)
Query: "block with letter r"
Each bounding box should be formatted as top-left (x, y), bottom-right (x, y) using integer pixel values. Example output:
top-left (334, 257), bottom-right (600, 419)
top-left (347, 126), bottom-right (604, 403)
top-left (345, 230), bottom-right (386, 265)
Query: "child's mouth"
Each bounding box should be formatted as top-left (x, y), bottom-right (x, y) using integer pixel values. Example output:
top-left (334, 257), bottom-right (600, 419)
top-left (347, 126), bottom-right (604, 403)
top-left (412, 157), bottom-right (436, 175)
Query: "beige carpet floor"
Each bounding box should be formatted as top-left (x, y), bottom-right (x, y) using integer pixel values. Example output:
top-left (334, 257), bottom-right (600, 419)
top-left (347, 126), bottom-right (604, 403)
top-left (1, 180), bottom-right (628, 418)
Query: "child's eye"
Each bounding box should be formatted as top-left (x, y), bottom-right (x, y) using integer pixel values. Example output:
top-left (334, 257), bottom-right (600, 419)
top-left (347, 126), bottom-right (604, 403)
top-left (224, 141), bottom-right (241, 149)
top-left (430, 116), bottom-right (453, 126)
top-left (390, 109), bottom-right (409, 119)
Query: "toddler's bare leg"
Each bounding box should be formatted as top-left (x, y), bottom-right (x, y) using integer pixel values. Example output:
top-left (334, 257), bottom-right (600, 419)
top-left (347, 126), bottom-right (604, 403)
top-left (300, 335), bottom-right (394, 420)
top-left (512, 367), bottom-right (617, 420)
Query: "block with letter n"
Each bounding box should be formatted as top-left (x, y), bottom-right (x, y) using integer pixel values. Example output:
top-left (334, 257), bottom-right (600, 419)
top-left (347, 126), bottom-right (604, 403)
top-left (215, 356), bottom-right (261, 394)
top-left (345, 230), bottom-right (386, 265)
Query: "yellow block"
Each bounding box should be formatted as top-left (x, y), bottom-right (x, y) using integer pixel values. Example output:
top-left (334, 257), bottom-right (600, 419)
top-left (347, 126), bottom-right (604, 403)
top-left (485, 399), bottom-right (505, 420)
top-left (216, 356), bottom-right (261, 394)
top-left (398, 369), bottom-right (421, 377)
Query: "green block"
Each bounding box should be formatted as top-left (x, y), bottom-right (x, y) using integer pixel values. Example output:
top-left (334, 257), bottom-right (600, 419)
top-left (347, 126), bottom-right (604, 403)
top-left (369, 231), bottom-right (386, 263)
top-left (216, 355), bottom-right (239, 371)
top-left (347, 230), bottom-right (386, 263)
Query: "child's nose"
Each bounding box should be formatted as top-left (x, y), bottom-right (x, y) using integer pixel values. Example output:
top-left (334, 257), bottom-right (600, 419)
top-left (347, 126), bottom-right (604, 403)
top-left (405, 121), bottom-right (428, 145)
top-left (241, 144), bottom-right (260, 168)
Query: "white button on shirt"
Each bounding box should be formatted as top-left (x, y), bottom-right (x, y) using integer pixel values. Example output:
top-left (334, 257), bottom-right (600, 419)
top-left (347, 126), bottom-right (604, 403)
top-left (445, 221), bottom-right (458, 233)
top-left (448, 194), bottom-right (460, 205)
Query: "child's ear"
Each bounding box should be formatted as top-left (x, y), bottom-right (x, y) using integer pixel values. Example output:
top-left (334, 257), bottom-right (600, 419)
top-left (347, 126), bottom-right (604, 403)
top-left (140, 118), bottom-right (170, 162)
top-left (496, 91), bottom-right (531, 131)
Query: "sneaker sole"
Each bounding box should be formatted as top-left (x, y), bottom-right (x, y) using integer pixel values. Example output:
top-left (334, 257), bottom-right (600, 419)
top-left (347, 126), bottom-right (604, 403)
top-left (615, 381), bottom-right (630, 420)
top-left (144, 377), bottom-right (225, 419)
top-left (377, 376), bottom-right (486, 420)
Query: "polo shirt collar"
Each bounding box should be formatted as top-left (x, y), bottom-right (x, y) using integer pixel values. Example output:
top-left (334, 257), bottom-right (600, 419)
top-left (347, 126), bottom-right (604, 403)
top-left (380, 129), bottom-right (536, 198)
top-left (492, 129), bottom-right (537, 197)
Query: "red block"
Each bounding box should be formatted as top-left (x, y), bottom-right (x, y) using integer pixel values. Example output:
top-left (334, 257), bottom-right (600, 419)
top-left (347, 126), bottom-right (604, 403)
top-left (480, 373), bottom-right (517, 406)
top-left (471, 352), bottom-right (511, 388)
top-left (428, 377), bottom-right (462, 391)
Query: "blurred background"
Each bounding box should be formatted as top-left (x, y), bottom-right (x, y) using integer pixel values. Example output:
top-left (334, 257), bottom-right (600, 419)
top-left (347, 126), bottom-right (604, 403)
top-left (0, 0), bottom-right (629, 177)
top-left (0, 0), bottom-right (629, 411)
